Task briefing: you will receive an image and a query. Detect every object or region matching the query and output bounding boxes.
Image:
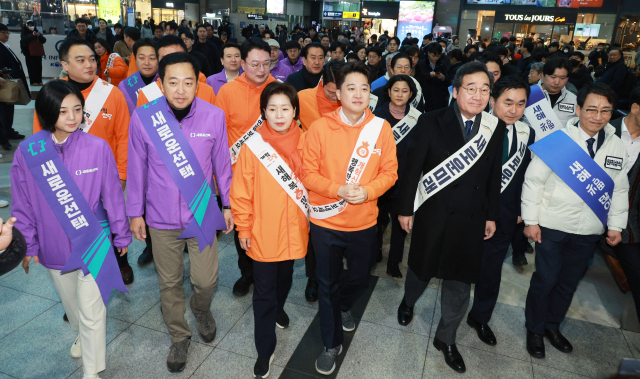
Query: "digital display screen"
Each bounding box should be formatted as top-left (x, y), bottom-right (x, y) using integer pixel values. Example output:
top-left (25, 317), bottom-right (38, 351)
top-left (398, 1), bottom-right (435, 39)
top-left (574, 23), bottom-right (601, 37)
top-left (266, 0), bottom-right (284, 14)
top-left (466, 0), bottom-right (511, 4)
top-left (512, 0), bottom-right (555, 6)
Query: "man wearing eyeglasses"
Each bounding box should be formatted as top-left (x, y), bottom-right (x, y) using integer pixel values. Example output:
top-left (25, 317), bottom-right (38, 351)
top-left (521, 83), bottom-right (628, 359)
top-left (395, 62), bottom-right (505, 373)
top-left (536, 58), bottom-right (578, 128)
top-left (215, 38), bottom-right (277, 297)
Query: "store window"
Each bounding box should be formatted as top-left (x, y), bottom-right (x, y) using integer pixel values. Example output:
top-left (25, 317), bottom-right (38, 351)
top-left (572, 13), bottom-right (615, 50)
top-left (617, 16), bottom-right (640, 51)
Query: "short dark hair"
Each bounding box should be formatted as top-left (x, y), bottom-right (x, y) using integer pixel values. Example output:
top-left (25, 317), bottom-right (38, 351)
top-left (323, 60), bottom-right (345, 85)
top-left (405, 46), bottom-right (419, 58)
top-left (336, 61), bottom-right (371, 88)
top-left (367, 47), bottom-right (382, 58)
top-left (35, 80), bottom-right (85, 133)
top-left (534, 51), bottom-right (549, 62)
top-left (384, 74), bottom-right (417, 104)
top-left (390, 52), bottom-right (411, 69)
top-left (522, 41), bottom-right (534, 54)
top-left (453, 61), bottom-right (494, 91)
top-left (329, 41), bottom-right (344, 53)
top-left (426, 42), bottom-right (443, 55)
top-left (133, 38), bottom-right (156, 56)
top-left (463, 45), bottom-right (477, 54)
top-left (124, 26), bottom-right (141, 41)
top-left (577, 82), bottom-right (617, 109)
top-left (630, 86), bottom-right (640, 108)
top-left (98, 18), bottom-right (107, 25)
top-left (59, 38), bottom-right (95, 62)
top-left (196, 24), bottom-right (207, 32)
top-left (93, 38), bottom-right (112, 55)
top-left (285, 41), bottom-right (301, 51)
top-left (221, 42), bottom-right (241, 56)
top-left (114, 23), bottom-right (123, 29)
top-left (495, 46), bottom-right (509, 57)
top-left (388, 37), bottom-right (400, 46)
top-left (260, 82), bottom-right (300, 120)
top-left (204, 23), bottom-right (214, 30)
top-left (449, 49), bottom-right (465, 63)
top-left (570, 51), bottom-right (585, 61)
top-left (500, 37), bottom-right (509, 45)
top-left (302, 42), bottom-right (324, 59)
top-left (424, 34), bottom-right (433, 40)
top-left (242, 38), bottom-right (270, 61)
top-left (609, 47), bottom-right (623, 55)
top-left (158, 52), bottom-right (200, 81)
top-left (509, 36), bottom-right (516, 42)
top-left (180, 30), bottom-right (194, 40)
top-left (321, 35), bottom-right (330, 41)
top-left (478, 52), bottom-right (503, 71)
top-left (165, 21), bottom-right (178, 31)
top-left (491, 75), bottom-right (530, 100)
top-left (156, 35), bottom-right (187, 56)
top-left (543, 57), bottom-right (571, 76)
top-left (153, 25), bottom-right (163, 32)
top-left (0, 24), bottom-right (6, 32)
top-left (75, 18), bottom-right (89, 25)
top-left (550, 42), bottom-right (560, 49)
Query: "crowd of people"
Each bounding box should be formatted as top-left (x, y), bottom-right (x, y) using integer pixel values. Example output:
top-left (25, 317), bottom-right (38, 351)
top-left (1, 19), bottom-right (640, 379)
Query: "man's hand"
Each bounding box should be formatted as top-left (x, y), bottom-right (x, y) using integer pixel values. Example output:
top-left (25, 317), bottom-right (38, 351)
top-left (484, 220), bottom-right (496, 240)
top-left (337, 184), bottom-right (352, 199)
top-left (436, 72), bottom-right (445, 81)
top-left (606, 230), bottom-right (622, 246)
top-left (223, 209), bottom-right (234, 234)
top-left (130, 217), bottom-right (146, 241)
top-left (0, 217), bottom-right (16, 251)
top-left (239, 238), bottom-right (251, 251)
top-left (117, 246), bottom-right (129, 256)
top-left (345, 184), bottom-right (368, 204)
top-left (22, 255), bottom-right (39, 274)
top-left (430, 71), bottom-right (436, 78)
top-left (120, 179), bottom-right (126, 190)
top-left (525, 225), bottom-right (542, 243)
top-left (399, 215), bottom-right (413, 233)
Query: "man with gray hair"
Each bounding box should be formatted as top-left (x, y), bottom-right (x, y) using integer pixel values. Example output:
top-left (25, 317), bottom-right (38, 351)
top-left (528, 62), bottom-right (545, 85)
top-left (395, 62), bottom-right (506, 373)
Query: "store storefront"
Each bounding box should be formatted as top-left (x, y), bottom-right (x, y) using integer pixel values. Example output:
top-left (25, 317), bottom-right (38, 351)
top-left (361, 1), bottom-right (400, 38)
top-left (321, 0), bottom-right (362, 31)
top-left (151, 0), bottom-right (195, 22)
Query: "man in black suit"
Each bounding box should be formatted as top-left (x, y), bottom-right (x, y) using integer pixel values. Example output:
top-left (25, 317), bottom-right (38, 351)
top-left (395, 61), bottom-right (505, 373)
top-left (467, 76), bottom-right (536, 346)
top-left (194, 24), bottom-right (222, 74)
top-left (0, 23), bottom-right (30, 150)
top-left (285, 42), bottom-right (324, 92)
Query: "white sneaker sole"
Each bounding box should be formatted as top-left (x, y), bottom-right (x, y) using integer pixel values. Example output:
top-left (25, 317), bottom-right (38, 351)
top-left (276, 322), bottom-right (288, 329)
top-left (342, 324), bottom-right (355, 332)
top-left (253, 354), bottom-right (274, 378)
top-left (315, 345), bottom-right (342, 376)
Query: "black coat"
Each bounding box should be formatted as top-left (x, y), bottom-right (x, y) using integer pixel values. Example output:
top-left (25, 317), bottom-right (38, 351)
top-left (0, 227), bottom-right (26, 277)
top-left (208, 35), bottom-right (224, 53)
top-left (611, 117), bottom-right (640, 244)
top-left (598, 59), bottom-right (628, 93)
top-left (20, 26), bottom-right (46, 57)
top-left (68, 28), bottom-right (97, 44)
top-left (189, 49), bottom-right (212, 77)
top-left (568, 65), bottom-right (593, 92)
top-left (367, 62), bottom-right (386, 80)
top-left (285, 66), bottom-right (322, 92)
top-left (194, 40), bottom-right (222, 74)
top-left (416, 57), bottom-right (451, 112)
top-left (0, 43), bottom-right (30, 97)
top-left (396, 104), bottom-right (505, 283)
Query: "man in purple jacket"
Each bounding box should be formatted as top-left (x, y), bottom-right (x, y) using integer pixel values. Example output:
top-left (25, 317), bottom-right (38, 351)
top-left (266, 39), bottom-right (292, 82)
top-left (281, 40), bottom-right (303, 73)
top-left (206, 42), bottom-right (241, 95)
top-left (127, 52), bottom-right (234, 373)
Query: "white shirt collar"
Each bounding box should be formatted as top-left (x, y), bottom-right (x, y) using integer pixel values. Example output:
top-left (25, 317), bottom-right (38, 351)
top-left (461, 114), bottom-right (476, 126)
top-left (224, 69), bottom-right (237, 83)
top-left (52, 133), bottom-right (70, 144)
top-left (339, 108), bottom-right (366, 126)
top-left (579, 125), bottom-right (598, 145)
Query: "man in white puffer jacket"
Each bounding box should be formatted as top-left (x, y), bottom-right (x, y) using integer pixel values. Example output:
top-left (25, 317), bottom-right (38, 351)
top-left (521, 83), bottom-right (629, 360)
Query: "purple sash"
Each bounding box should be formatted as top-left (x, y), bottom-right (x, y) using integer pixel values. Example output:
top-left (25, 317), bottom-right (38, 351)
top-left (123, 71), bottom-right (145, 103)
top-left (137, 97), bottom-right (226, 252)
top-left (19, 130), bottom-right (127, 304)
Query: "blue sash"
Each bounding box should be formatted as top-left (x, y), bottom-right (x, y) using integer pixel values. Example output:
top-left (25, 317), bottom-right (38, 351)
top-left (123, 71), bottom-right (145, 103)
top-left (529, 130), bottom-right (614, 226)
top-left (524, 84), bottom-right (563, 141)
top-left (19, 130), bottom-right (127, 304)
top-left (137, 97), bottom-right (226, 252)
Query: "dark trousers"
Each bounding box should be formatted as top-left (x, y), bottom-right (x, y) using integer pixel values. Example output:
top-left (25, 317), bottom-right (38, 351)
top-left (111, 239), bottom-right (129, 268)
top-left (234, 228), bottom-right (253, 277)
top-left (253, 259), bottom-right (295, 357)
top-left (0, 102), bottom-right (15, 144)
top-left (25, 56), bottom-right (42, 84)
top-left (305, 235), bottom-right (316, 278)
top-left (405, 268), bottom-right (471, 345)
top-left (469, 223), bottom-right (513, 324)
top-left (525, 227), bottom-right (598, 335)
top-left (614, 242), bottom-right (640, 325)
top-left (511, 222), bottom-right (529, 253)
top-left (376, 194), bottom-right (408, 263)
top-left (377, 194), bottom-right (390, 255)
top-left (311, 223), bottom-right (377, 348)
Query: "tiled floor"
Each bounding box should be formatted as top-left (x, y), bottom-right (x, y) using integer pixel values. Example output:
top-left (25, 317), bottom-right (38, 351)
top-left (1, 102), bottom-right (639, 378)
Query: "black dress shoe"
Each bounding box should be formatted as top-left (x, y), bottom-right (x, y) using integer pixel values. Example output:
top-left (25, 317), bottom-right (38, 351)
top-left (397, 297), bottom-right (414, 326)
top-left (137, 246), bottom-right (153, 266)
top-left (433, 337), bottom-right (466, 373)
top-left (512, 252), bottom-right (528, 266)
top-left (526, 244), bottom-right (534, 254)
top-left (545, 329), bottom-right (573, 353)
top-left (9, 132), bottom-right (25, 140)
top-left (63, 313), bottom-right (68, 322)
top-left (527, 330), bottom-right (545, 359)
top-left (467, 315), bottom-right (497, 346)
top-left (232, 274), bottom-right (253, 296)
top-left (305, 277), bottom-right (318, 302)
top-left (386, 261), bottom-right (403, 278)
top-left (376, 249), bottom-right (383, 262)
top-left (2, 142), bottom-right (12, 151)
top-left (120, 264), bottom-right (134, 285)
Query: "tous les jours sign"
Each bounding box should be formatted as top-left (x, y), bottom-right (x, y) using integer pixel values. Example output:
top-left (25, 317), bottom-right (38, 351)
top-left (504, 14), bottom-right (554, 22)
top-left (496, 10), bottom-right (576, 25)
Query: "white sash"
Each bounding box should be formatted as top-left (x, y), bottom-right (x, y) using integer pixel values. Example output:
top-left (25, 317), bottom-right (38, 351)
top-left (413, 112), bottom-right (499, 212)
top-left (500, 121), bottom-right (530, 193)
top-left (230, 115), bottom-right (264, 164)
top-left (391, 106), bottom-right (421, 145)
top-left (78, 79), bottom-right (114, 134)
top-left (245, 134), bottom-right (310, 218)
top-left (310, 117), bottom-right (385, 220)
top-left (140, 82), bottom-right (164, 102)
top-left (409, 76), bottom-right (423, 109)
top-left (368, 93), bottom-right (378, 111)
top-left (105, 53), bottom-right (120, 84)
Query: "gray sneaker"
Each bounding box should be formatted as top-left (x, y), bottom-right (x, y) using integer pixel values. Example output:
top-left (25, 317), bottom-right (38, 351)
top-left (190, 296), bottom-right (217, 343)
top-left (167, 338), bottom-right (190, 372)
top-left (315, 345), bottom-right (343, 375)
top-left (341, 310), bottom-right (355, 332)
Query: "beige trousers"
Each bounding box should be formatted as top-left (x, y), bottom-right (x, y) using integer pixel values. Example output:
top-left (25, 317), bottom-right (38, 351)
top-left (149, 227), bottom-right (219, 342)
top-left (48, 269), bottom-right (106, 376)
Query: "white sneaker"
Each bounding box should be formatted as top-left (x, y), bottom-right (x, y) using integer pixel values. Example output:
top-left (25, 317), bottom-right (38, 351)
top-left (82, 375), bottom-right (101, 379)
top-left (0, 200), bottom-right (8, 208)
top-left (70, 334), bottom-right (81, 358)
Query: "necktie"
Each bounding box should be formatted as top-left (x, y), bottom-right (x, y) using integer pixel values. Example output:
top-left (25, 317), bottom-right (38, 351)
top-left (587, 138), bottom-right (596, 159)
top-left (465, 120), bottom-right (473, 139)
top-left (502, 129), bottom-right (510, 164)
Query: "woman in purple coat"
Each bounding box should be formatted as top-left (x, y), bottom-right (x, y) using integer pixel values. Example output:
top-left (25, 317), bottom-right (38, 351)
top-left (11, 80), bottom-right (131, 379)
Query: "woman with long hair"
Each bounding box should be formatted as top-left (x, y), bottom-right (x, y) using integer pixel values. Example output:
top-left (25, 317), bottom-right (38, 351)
top-left (94, 38), bottom-right (127, 87)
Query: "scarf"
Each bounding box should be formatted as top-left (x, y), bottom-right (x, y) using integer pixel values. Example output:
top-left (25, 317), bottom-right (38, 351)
top-left (316, 81), bottom-right (340, 116)
top-left (389, 103), bottom-right (405, 120)
top-left (301, 66), bottom-right (323, 89)
top-left (258, 120), bottom-right (304, 179)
